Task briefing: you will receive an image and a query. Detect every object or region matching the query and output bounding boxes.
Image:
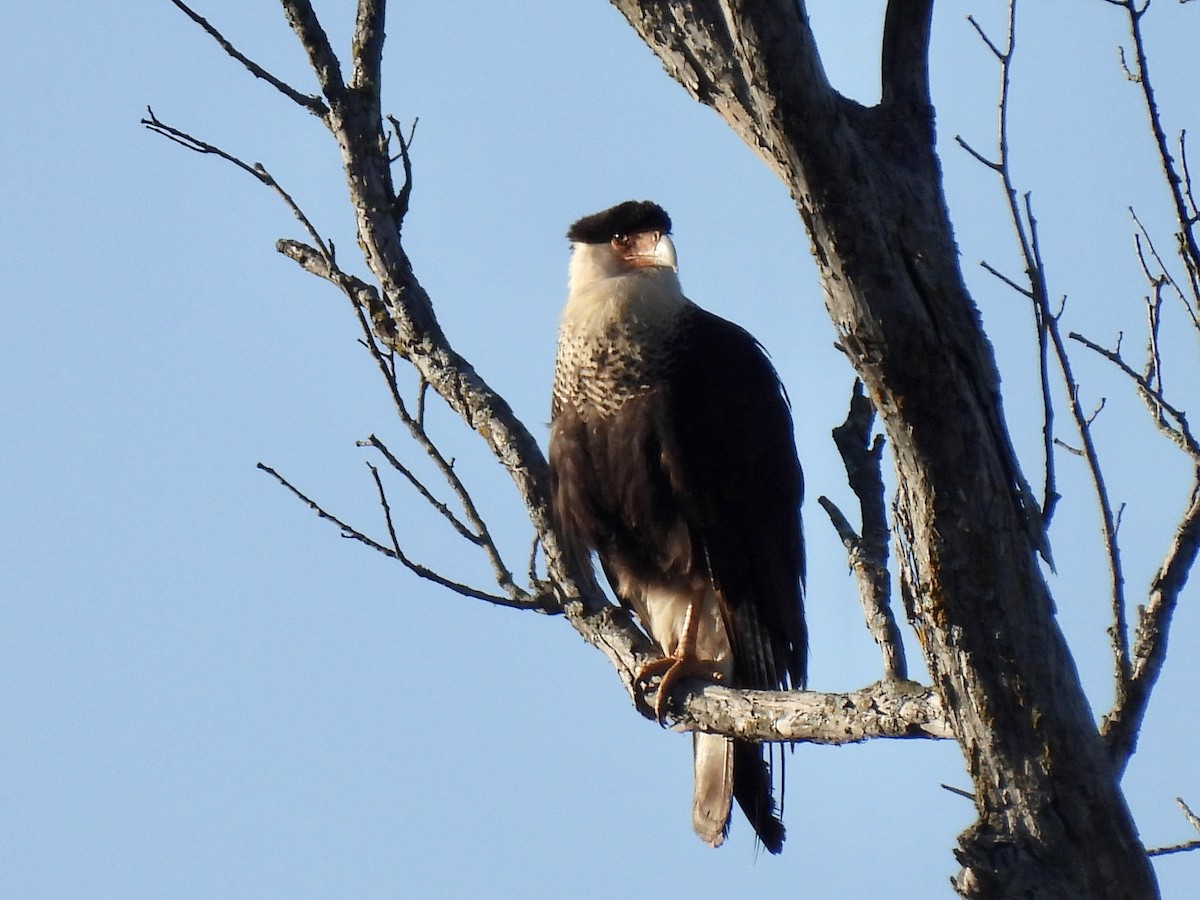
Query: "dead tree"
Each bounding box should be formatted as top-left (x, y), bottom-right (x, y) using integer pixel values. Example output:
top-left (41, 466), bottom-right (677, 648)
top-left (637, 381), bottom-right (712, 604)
top-left (147, 1), bottom-right (1200, 896)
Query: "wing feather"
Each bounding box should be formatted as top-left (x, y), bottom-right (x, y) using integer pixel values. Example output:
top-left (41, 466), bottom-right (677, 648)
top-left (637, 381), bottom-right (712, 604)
top-left (663, 305), bottom-right (807, 691)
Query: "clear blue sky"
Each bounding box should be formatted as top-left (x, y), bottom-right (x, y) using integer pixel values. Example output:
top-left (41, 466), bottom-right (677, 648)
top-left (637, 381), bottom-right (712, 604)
top-left (4, 1), bottom-right (1198, 897)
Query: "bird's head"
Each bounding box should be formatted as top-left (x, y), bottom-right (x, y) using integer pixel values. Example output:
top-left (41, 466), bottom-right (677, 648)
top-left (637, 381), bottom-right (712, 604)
top-left (566, 200), bottom-right (678, 293)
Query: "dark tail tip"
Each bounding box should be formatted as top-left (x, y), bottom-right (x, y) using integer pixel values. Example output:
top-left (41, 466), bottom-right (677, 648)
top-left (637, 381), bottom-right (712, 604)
top-left (732, 741), bottom-right (785, 854)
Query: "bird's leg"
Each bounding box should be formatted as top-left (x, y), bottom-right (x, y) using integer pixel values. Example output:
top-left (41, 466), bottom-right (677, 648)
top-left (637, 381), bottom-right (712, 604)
top-left (636, 597), bottom-right (723, 723)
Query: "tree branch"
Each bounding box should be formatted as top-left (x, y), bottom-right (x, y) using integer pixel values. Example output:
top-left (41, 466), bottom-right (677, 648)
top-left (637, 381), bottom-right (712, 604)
top-left (1069, 330), bottom-right (1198, 456)
top-left (880, 0), bottom-right (933, 112)
top-left (1046, 318), bottom-right (1131, 693)
top-left (167, 0), bottom-right (327, 116)
top-left (141, 111), bottom-right (332, 259)
top-left (960, 2), bottom-right (1061, 533)
top-left (361, 434), bottom-right (479, 545)
top-left (1112, 0), bottom-right (1200, 306)
top-left (1146, 797), bottom-right (1200, 857)
top-left (1104, 468), bottom-right (1200, 766)
top-left (819, 381), bottom-right (906, 680)
top-left (280, 0), bottom-right (347, 107)
top-left (350, 0), bottom-right (387, 92)
top-left (671, 678), bottom-right (950, 744)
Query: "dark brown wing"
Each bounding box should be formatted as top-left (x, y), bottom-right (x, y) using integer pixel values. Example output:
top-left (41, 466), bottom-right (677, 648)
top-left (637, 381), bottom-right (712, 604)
top-left (663, 304), bottom-right (807, 692)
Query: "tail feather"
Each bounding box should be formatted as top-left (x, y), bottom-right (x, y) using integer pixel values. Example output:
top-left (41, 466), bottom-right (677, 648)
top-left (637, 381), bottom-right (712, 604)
top-left (732, 740), bottom-right (785, 854)
top-left (691, 732), bottom-right (734, 847)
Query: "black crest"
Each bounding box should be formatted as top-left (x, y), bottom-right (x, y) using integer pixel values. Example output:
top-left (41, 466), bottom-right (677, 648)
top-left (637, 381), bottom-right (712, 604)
top-left (567, 200), bottom-right (672, 244)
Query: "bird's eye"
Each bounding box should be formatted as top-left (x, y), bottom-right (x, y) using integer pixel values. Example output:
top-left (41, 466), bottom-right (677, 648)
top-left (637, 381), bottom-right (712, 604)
top-left (612, 234), bottom-right (630, 248)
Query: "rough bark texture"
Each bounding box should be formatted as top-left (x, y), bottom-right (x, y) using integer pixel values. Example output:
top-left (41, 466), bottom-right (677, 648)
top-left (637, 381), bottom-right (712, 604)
top-left (606, 1), bottom-right (1156, 896)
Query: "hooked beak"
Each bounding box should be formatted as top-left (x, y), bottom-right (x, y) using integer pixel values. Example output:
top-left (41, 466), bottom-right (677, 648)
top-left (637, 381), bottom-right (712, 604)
top-left (616, 231), bottom-right (678, 272)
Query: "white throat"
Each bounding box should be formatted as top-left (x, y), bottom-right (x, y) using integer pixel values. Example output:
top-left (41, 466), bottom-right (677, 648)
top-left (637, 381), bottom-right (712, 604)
top-left (563, 241), bottom-right (687, 336)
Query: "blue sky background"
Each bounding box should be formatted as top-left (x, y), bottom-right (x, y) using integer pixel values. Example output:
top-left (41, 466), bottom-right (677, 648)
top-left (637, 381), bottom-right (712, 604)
top-left (4, 1), bottom-right (1199, 897)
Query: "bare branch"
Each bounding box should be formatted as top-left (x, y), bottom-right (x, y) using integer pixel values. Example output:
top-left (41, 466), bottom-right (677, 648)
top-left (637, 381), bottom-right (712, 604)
top-left (167, 0), bottom-right (327, 116)
top-left (256, 460), bottom-right (548, 611)
top-left (1181, 130), bottom-right (1199, 227)
top-left (978, 259), bottom-right (1033, 298)
top-left (941, 783), bottom-right (977, 801)
top-left (142, 110), bottom-right (332, 259)
top-left (142, 107), bottom-right (267, 181)
top-left (360, 434), bottom-right (478, 544)
top-left (350, 0), bottom-right (387, 92)
top-left (1146, 839), bottom-right (1200, 858)
top-left (1132, 206), bottom-right (1200, 335)
top-left (1104, 470), bottom-right (1200, 764)
top-left (959, 2), bottom-right (1062, 539)
top-left (1046, 320), bottom-right (1132, 694)
top-left (1147, 798), bottom-right (1200, 856)
top-left (256, 461), bottom-right (392, 555)
top-left (965, 13), bottom-right (1007, 61)
top-left (386, 115), bottom-right (417, 224)
top-left (414, 376), bottom-right (429, 430)
top-left (668, 678), bottom-right (951, 744)
top-left (280, 0), bottom-right (347, 106)
top-left (1069, 331), bottom-right (1199, 456)
top-left (527, 535), bottom-right (543, 587)
top-left (953, 135), bottom-right (1002, 172)
top-left (362, 461), bottom-right (540, 608)
top-left (1111, 0), bottom-right (1200, 316)
top-left (1179, 796), bottom-right (1200, 834)
top-left (1023, 195), bottom-right (1062, 527)
top-left (820, 381), bottom-right (906, 681)
top-left (880, 0), bottom-right (934, 112)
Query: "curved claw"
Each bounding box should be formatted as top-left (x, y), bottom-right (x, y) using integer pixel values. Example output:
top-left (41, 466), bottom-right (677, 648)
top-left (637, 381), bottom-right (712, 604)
top-left (637, 655), bottom-right (725, 724)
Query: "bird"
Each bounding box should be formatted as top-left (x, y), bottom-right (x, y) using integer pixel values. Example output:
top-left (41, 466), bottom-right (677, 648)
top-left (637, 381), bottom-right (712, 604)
top-left (548, 200), bottom-right (807, 853)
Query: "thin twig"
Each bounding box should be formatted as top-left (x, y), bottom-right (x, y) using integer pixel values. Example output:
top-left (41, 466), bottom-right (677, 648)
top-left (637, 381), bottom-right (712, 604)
top-left (257, 461), bottom-right (394, 558)
top-left (1047, 319), bottom-right (1131, 691)
top-left (962, 2), bottom-right (1061, 534)
top-left (527, 534), bottom-right (543, 586)
top-left (962, 0), bottom-right (1134, 696)
top-left (167, 0), bottom-right (328, 117)
top-left (1146, 839), bottom-right (1200, 858)
top-left (953, 135), bottom-right (1001, 172)
top-left (386, 114), bottom-right (418, 224)
top-left (1116, 0), bottom-right (1200, 309)
top-left (1147, 797), bottom-right (1200, 857)
top-left (415, 377), bottom-right (429, 430)
top-left (941, 783), bottom-right (976, 801)
top-left (1023, 194), bottom-right (1061, 526)
top-left (142, 110), bottom-right (332, 260)
top-left (362, 461), bottom-right (534, 606)
top-left (1105, 470), bottom-right (1200, 765)
top-left (360, 434), bottom-right (479, 544)
top-left (1069, 331), bottom-right (1198, 456)
top-left (1132, 208), bottom-right (1200, 333)
top-left (343, 293), bottom-right (529, 605)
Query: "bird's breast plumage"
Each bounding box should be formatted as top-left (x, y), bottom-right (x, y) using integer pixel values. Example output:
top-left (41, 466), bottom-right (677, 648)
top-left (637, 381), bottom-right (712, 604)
top-left (552, 269), bottom-right (687, 419)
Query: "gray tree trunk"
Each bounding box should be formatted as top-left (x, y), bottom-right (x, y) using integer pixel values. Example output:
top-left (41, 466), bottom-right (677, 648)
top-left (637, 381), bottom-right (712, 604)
top-left (608, 1), bottom-right (1155, 895)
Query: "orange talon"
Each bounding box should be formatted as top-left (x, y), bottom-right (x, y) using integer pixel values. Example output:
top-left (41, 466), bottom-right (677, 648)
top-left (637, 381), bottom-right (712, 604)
top-left (635, 591), bottom-right (727, 722)
top-left (638, 654), bottom-right (725, 722)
